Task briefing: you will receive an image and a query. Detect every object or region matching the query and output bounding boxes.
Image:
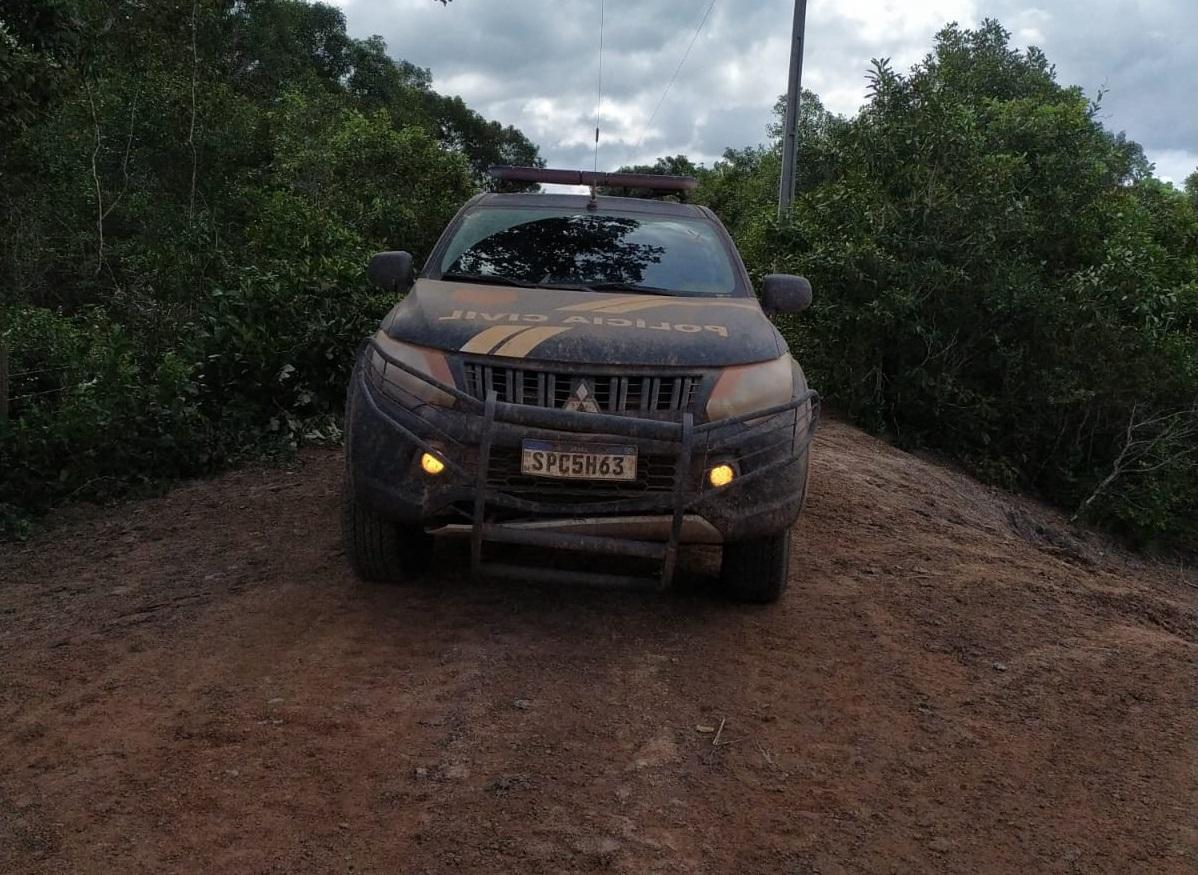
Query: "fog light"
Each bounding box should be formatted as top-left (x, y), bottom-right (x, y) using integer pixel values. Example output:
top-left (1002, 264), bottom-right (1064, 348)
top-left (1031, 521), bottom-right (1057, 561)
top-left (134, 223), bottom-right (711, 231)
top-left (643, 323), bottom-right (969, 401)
top-left (420, 452), bottom-right (446, 476)
top-left (708, 463), bottom-right (735, 488)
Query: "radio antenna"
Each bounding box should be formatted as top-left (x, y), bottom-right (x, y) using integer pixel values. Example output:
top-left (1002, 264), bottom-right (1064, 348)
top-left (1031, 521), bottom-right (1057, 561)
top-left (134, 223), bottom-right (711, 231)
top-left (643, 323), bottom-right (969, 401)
top-left (594, 0), bottom-right (605, 172)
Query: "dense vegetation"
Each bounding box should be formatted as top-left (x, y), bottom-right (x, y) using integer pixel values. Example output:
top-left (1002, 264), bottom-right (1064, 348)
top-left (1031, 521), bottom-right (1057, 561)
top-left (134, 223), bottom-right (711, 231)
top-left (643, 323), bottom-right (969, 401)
top-left (0, 0), bottom-right (538, 534)
top-left (675, 22), bottom-right (1197, 548)
top-left (3, 9), bottom-right (1195, 551)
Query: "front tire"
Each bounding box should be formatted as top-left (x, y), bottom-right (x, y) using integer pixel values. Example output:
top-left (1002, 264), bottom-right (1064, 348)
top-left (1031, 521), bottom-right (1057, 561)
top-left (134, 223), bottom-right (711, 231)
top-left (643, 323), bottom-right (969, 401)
top-left (341, 481), bottom-right (433, 583)
top-left (720, 530), bottom-right (791, 603)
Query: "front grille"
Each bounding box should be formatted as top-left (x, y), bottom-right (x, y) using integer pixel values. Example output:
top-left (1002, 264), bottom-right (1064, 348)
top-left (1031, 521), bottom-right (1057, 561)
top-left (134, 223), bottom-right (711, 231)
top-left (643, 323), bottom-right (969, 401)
top-left (462, 362), bottom-right (701, 414)
top-left (486, 448), bottom-right (677, 501)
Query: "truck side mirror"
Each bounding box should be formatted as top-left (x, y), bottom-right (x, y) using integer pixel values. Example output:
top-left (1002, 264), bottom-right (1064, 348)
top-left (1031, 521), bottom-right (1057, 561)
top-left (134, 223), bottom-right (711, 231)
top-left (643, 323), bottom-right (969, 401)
top-left (760, 274), bottom-right (812, 315)
top-left (367, 251), bottom-right (415, 293)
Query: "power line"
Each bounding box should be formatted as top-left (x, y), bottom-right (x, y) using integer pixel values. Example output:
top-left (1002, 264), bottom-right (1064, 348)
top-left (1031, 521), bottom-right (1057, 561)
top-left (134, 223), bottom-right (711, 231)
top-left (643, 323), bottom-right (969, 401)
top-left (634, 0), bottom-right (717, 151)
top-left (594, 0), bottom-right (605, 171)
top-left (12, 386), bottom-right (67, 402)
top-left (10, 365), bottom-right (70, 378)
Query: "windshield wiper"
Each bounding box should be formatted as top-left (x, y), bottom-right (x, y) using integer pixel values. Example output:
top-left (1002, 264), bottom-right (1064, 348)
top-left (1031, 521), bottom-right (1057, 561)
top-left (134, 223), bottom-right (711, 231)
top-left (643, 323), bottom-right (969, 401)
top-left (571, 281), bottom-right (679, 296)
top-left (439, 271), bottom-right (538, 288)
top-left (441, 272), bottom-right (681, 296)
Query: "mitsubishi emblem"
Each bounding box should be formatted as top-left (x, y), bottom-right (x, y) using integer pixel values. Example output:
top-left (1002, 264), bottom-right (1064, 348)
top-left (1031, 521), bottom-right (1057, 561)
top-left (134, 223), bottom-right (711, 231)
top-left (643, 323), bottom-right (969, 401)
top-left (563, 378), bottom-right (601, 413)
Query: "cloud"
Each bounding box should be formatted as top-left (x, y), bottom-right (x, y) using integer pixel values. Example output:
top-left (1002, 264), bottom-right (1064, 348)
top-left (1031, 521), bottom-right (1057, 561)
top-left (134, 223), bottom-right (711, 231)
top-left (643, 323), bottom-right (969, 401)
top-left (332, 0), bottom-right (1196, 179)
top-left (987, 0), bottom-right (1197, 180)
top-left (1152, 150), bottom-right (1197, 185)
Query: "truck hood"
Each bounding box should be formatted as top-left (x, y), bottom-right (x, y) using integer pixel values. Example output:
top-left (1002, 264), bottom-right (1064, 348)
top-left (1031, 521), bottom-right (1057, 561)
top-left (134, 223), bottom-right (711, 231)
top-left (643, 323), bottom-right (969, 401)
top-left (383, 279), bottom-right (783, 367)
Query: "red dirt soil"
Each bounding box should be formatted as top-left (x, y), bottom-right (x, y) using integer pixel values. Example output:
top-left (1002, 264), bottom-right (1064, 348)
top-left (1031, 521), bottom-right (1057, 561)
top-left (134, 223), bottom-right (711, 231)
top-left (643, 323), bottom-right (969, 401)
top-left (1, 421), bottom-right (1195, 874)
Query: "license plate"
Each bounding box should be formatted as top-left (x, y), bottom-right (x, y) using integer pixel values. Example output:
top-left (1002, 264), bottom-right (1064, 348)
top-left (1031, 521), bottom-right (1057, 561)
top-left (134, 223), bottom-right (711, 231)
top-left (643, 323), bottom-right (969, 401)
top-left (520, 440), bottom-right (637, 481)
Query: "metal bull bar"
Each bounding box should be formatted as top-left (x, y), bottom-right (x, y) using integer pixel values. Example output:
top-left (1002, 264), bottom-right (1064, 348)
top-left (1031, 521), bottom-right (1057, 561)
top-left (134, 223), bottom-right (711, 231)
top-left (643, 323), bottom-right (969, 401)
top-left (361, 338), bottom-right (820, 590)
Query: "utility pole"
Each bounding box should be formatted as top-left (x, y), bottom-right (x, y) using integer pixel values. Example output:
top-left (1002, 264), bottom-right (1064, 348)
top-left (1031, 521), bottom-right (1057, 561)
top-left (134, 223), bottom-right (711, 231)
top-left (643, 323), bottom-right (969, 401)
top-left (778, 0), bottom-right (808, 219)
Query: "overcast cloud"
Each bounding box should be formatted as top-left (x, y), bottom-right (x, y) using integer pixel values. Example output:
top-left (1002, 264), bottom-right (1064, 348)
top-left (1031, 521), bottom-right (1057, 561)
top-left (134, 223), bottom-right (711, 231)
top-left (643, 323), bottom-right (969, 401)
top-left (331, 0), bottom-right (1197, 183)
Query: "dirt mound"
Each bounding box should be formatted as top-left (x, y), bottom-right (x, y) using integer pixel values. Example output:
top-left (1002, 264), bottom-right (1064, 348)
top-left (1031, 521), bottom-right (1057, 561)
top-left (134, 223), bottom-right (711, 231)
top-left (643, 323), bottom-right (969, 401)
top-left (1, 421), bottom-right (1195, 873)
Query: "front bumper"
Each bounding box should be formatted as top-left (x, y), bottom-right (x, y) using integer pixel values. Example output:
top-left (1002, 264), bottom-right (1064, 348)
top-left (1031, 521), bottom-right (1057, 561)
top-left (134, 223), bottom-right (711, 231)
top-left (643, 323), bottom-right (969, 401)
top-left (347, 339), bottom-right (819, 586)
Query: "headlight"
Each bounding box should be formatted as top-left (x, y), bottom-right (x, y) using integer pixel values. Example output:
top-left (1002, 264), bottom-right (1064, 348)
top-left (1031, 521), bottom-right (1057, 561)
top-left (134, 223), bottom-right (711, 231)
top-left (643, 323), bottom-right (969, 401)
top-left (708, 462), bottom-right (737, 487)
top-left (420, 452), bottom-right (447, 475)
top-left (368, 332), bottom-right (456, 408)
top-left (706, 355), bottom-right (794, 420)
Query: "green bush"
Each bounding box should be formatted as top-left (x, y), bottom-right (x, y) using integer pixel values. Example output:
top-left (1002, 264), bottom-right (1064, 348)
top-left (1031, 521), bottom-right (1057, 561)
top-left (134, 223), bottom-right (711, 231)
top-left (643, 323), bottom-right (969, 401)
top-left (0, 1), bottom-right (499, 535)
top-left (1, 307), bottom-right (204, 532)
top-left (709, 22), bottom-right (1198, 549)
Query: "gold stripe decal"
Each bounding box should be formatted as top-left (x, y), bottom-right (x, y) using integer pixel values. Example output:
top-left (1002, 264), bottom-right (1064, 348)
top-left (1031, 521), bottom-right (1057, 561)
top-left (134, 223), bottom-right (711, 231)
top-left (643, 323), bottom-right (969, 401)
top-left (460, 324), bottom-right (529, 354)
top-left (491, 326), bottom-right (572, 359)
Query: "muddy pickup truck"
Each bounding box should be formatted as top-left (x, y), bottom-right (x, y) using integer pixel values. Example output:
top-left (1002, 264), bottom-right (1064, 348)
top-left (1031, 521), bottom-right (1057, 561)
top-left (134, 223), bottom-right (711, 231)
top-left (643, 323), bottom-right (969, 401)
top-left (342, 166), bottom-right (818, 602)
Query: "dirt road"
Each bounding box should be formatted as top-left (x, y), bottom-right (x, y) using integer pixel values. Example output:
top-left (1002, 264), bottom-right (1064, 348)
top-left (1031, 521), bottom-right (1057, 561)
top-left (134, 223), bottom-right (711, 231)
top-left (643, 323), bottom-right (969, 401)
top-left (1, 422), bottom-right (1194, 874)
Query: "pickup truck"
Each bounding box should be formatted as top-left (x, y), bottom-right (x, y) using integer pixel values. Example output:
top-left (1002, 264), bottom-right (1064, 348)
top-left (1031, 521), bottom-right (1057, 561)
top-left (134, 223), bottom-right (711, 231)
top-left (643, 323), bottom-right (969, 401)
top-left (342, 167), bottom-right (818, 602)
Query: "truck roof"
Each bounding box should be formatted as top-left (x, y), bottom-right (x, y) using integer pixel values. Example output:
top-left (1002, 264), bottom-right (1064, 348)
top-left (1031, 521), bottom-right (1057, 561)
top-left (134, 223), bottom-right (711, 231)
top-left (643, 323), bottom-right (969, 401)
top-left (473, 191), bottom-right (710, 218)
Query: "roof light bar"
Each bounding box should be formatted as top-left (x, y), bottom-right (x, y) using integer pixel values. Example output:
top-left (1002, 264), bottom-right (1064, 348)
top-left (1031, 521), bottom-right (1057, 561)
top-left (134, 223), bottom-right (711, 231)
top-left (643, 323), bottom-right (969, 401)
top-left (489, 165), bottom-right (697, 192)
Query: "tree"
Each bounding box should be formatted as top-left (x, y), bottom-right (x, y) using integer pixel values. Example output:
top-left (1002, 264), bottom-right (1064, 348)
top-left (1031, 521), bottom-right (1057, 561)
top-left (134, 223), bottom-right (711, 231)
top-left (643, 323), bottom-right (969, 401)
top-left (423, 92), bottom-right (542, 186)
top-left (0, 0), bottom-right (538, 533)
top-left (0, 0), bottom-right (81, 139)
top-left (655, 18), bottom-right (1198, 548)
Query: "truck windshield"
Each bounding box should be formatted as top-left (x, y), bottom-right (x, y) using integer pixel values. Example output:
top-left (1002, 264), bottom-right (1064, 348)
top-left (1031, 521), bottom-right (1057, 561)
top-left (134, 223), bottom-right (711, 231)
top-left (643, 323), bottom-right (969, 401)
top-left (438, 207), bottom-right (738, 296)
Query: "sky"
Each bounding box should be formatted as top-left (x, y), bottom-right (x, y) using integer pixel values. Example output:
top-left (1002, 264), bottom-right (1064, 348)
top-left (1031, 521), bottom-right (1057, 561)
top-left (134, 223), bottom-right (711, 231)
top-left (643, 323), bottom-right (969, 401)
top-left (329, 0), bottom-right (1197, 185)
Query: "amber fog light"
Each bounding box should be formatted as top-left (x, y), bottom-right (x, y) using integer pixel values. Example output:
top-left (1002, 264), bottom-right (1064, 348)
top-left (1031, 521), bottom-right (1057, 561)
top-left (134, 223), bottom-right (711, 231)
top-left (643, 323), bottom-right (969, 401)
top-left (420, 452), bottom-right (446, 476)
top-left (708, 463), bottom-right (736, 488)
